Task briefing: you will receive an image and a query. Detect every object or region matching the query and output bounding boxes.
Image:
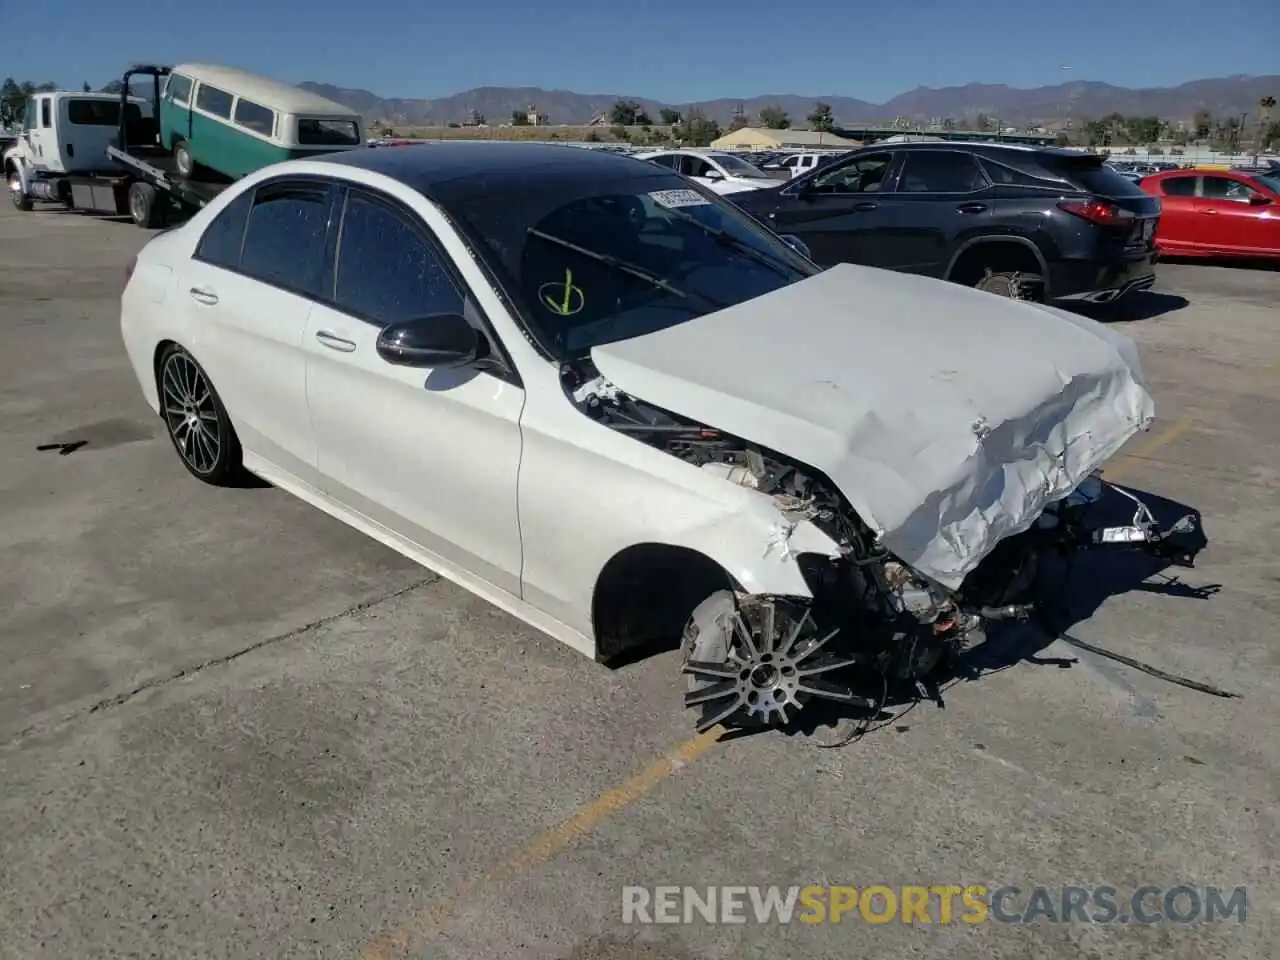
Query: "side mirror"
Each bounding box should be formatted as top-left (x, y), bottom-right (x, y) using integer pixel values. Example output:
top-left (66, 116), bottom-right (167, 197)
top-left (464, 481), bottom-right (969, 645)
top-left (779, 234), bottom-right (811, 259)
top-left (1248, 193), bottom-right (1271, 205)
top-left (376, 313), bottom-right (486, 369)
top-left (701, 168), bottom-right (724, 180)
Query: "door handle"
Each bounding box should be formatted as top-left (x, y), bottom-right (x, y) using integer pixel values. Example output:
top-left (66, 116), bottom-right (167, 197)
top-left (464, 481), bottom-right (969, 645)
top-left (188, 286), bottom-right (219, 305)
top-left (957, 202), bottom-right (988, 214)
top-left (315, 330), bottom-right (357, 352)
top-left (851, 201), bottom-right (878, 212)
top-left (1197, 209), bottom-right (1218, 215)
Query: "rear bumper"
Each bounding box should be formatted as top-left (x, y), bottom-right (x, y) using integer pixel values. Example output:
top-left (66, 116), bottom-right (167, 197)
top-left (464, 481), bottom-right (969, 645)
top-left (1049, 255), bottom-right (1156, 304)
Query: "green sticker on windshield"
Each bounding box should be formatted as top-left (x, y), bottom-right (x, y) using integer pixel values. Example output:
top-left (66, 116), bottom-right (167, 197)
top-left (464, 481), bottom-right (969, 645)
top-left (539, 268), bottom-right (585, 316)
top-left (649, 189), bottom-right (711, 209)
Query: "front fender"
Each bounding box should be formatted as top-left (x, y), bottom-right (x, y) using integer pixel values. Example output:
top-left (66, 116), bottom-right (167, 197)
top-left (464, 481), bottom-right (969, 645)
top-left (676, 498), bottom-right (842, 598)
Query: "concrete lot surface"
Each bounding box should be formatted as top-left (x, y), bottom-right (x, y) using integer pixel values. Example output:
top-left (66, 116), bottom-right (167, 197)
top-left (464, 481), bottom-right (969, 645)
top-left (1, 203), bottom-right (1277, 960)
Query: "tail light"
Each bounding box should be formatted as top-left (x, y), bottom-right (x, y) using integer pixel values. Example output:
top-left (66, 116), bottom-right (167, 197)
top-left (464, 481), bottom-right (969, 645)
top-left (1058, 199), bottom-right (1135, 227)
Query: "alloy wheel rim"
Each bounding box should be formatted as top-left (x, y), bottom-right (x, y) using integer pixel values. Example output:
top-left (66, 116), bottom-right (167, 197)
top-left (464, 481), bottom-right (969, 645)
top-left (161, 354), bottom-right (221, 473)
top-left (130, 189), bottom-right (146, 222)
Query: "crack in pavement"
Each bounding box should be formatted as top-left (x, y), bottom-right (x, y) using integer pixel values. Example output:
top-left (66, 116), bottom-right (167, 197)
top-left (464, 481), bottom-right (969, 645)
top-left (5, 574), bottom-right (441, 748)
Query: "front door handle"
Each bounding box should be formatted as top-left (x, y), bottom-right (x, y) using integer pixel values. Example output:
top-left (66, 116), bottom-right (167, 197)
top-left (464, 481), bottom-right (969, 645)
top-left (315, 330), bottom-right (357, 352)
top-left (957, 202), bottom-right (988, 214)
top-left (851, 201), bottom-right (878, 212)
top-left (188, 286), bottom-right (219, 306)
top-left (1197, 208), bottom-right (1218, 215)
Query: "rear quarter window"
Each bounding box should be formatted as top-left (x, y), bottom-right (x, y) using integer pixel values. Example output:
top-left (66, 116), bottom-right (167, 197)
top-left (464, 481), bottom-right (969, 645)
top-left (1044, 158), bottom-right (1148, 197)
top-left (67, 99), bottom-right (120, 125)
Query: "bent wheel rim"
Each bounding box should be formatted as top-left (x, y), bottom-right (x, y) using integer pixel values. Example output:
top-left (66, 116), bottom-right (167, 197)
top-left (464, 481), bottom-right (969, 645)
top-left (161, 353), bottom-right (222, 474)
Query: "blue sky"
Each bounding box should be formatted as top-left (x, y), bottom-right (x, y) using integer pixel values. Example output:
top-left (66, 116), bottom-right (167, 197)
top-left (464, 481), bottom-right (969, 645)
top-left (3, 0), bottom-right (1276, 102)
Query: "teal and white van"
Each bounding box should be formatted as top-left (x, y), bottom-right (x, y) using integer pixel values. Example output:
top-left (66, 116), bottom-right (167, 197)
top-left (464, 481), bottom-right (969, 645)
top-left (159, 64), bottom-right (365, 179)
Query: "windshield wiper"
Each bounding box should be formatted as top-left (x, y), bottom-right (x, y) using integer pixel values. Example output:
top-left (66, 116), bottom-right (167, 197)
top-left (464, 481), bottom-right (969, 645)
top-left (658, 205), bottom-right (800, 279)
top-left (527, 228), bottom-right (729, 311)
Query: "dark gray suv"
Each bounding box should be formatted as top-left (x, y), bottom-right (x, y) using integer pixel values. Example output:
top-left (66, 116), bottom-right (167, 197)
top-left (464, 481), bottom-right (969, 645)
top-left (730, 141), bottom-right (1161, 305)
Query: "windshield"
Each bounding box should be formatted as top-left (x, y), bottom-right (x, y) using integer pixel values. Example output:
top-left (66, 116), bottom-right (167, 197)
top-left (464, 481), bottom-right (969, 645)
top-left (441, 172), bottom-right (817, 359)
top-left (712, 153), bottom-right (774, 179)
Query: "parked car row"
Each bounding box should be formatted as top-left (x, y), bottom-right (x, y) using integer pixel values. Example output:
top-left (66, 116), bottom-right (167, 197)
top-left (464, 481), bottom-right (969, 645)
top-left (630, 142), bottom-right (1279, 298)
top-left (1138, 166), bottom-right (1280, 260)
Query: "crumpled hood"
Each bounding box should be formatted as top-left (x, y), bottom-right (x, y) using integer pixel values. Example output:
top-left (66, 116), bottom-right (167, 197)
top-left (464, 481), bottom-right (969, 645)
top-left (590, 263), bottom-right (1154, 589)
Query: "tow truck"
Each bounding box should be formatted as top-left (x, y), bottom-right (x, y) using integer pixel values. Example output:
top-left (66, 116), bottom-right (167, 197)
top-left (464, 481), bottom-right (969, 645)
top-left (4, 65), bottom-right (230, 228)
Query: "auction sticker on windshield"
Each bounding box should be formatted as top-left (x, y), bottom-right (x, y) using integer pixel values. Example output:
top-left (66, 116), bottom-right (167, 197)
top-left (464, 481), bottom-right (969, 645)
top-left (650, 189), bottom-right (711, 208)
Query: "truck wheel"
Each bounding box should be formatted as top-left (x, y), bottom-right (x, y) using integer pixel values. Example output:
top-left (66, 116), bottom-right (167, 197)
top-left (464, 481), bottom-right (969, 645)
top-left (127, 182), bottom-right (166, 228)
top-left (8, 173), bottom-right (32, 211)
top-left (173, 141), bottom-right (194, 179)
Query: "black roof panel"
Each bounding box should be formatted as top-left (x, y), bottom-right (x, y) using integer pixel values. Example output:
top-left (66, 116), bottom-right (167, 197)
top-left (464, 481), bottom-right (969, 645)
top-left (313, 140), bottom-right (655, 194)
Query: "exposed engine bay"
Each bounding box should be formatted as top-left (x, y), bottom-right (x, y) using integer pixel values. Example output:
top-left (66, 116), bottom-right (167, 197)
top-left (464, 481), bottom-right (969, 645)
top-left (563, 360), bottom-right (1204, 735)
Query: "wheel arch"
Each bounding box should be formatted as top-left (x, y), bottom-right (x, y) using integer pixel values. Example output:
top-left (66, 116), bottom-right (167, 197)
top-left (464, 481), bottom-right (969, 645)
top-left (944, 235), bottom-right (1049, 285)
top-left (591, 542), bottom-right (739, 666)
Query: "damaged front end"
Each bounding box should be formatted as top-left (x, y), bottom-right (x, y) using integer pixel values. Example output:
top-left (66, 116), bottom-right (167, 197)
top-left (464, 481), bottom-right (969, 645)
top-left (564, 361), bottom-right (1203, 735)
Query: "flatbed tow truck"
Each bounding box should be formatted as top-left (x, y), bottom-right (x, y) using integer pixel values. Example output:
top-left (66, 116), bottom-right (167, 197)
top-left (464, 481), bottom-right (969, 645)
top-left (5, 64), bottom-right (231, 228)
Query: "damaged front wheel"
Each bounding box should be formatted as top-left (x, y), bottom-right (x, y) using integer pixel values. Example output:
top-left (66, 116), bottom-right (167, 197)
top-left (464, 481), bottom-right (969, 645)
top-left (681, 591), bottom-right (864, 733)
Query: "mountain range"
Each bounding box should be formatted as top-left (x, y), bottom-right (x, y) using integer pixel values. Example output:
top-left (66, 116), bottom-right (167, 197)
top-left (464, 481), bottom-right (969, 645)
top-left (298, 75), bottom-right (1279, 128)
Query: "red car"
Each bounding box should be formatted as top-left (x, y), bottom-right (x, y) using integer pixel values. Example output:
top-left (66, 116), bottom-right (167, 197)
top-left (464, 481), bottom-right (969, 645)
top-left (1138, 167), bottom-right (1280, 260)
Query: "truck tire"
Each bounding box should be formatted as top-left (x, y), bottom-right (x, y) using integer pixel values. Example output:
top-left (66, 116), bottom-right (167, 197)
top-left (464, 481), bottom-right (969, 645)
top-left (8, 172), bottom-right (32, 212)
top-left (127, 182), bottom-right (167, 229)
top-left (173, 141), bottom-right (194, 179)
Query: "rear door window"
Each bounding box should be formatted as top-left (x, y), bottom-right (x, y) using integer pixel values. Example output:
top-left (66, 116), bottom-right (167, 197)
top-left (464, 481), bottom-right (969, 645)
top-left (67, 99), bottom-right (120, 125)
top-left (239, 181), bottom-right (333, 297)
top-left (897, 150), bottom-right (987, 193)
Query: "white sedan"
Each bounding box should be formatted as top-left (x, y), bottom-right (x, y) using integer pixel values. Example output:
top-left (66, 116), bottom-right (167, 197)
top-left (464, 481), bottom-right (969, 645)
top-left (633, 149), bottom-right (781, 195)
top-left (121, 142), bottom-right (1191, 733)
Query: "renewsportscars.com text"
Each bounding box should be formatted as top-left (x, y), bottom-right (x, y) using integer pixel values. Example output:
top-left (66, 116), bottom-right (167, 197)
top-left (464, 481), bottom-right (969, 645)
top-left (622, 884), bottom-right (1247, 925)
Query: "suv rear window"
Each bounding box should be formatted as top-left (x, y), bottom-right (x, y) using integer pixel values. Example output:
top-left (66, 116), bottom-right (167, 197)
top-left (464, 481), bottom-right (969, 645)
top-left (1040, 155), bottom-right (1147, 197)
top-left (67, 99), bottom-right (120, 125)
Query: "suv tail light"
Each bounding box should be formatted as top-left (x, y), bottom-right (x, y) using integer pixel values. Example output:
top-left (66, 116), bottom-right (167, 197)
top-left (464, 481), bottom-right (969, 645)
top-left (1058, 199), bottom-right (1135, 227)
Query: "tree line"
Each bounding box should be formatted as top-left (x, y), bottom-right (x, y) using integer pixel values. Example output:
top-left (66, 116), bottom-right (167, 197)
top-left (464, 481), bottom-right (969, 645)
top-left (2, 77), bottom-right (107, 123)
top-left (601, 96), bottom-right (1278, 152)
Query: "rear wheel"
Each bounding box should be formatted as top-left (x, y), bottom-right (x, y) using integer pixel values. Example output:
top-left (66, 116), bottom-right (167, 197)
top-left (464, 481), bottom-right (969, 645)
top-left (127, 182), bottom-right (168, 229)
top-left (173, 140), bottom-right (194, 179)
top-left (974, 268), bottom-right (1038, 300)
top-left (157, 344), bottom-right (245, 485)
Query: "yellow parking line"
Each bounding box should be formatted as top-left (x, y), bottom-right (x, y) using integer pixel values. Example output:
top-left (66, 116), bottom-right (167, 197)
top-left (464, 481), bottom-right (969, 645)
top-left (358, 725), bottom-right (725, 960)
top-left (1102, 415), bottom-right (1196, 481)
top-left (359, 416), bottom-right (1199, 958)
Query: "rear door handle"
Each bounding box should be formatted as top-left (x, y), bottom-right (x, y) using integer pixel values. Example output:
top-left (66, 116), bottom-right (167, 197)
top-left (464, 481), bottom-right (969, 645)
top-left (1197, 209), bottom-right (1218, 215)
top-left (315, 330), bottom-right (357, 352)
top-left (851, 201), bottom-right (878, 212)
top-left (188, 286), bottom-right (218, 306)
top-left (957, 202), bottom-right (988, 214)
